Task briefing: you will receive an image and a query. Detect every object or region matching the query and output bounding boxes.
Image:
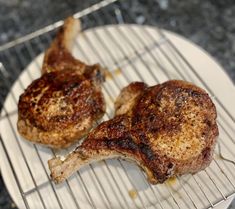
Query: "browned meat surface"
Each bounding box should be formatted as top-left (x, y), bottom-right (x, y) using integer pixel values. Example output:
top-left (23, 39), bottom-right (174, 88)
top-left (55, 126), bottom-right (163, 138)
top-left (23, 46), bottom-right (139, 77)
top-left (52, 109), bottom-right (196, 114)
top-left (42, 17), bottom-right (85, 74)
top-left (49, 80), bottom-right (218, 183)
top-left (17, 17), bottom-right (106, 148)
top-left (48, 80), bottom-right (218, 184)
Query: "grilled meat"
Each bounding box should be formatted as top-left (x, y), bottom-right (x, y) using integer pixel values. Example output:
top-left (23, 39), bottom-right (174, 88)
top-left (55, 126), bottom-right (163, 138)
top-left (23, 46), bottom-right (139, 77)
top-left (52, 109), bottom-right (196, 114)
top-left (49, 80), bottom-right (218, 184)
top-left (17, 17), bottom-right (106, 148)
top-left (42, 17), bottom-right (84, 74)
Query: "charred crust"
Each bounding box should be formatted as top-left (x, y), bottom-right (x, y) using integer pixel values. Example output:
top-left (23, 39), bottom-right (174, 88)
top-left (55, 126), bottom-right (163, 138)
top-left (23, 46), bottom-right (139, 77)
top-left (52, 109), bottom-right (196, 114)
top-left (109, 137), bottom-right (138, 152)
top-left (83, 136), bottom-right (138, 155)
top-left (201, 147), bottom-right (211, 161)
top-left (127, 82), bottom-right (148, 92)
top-left (139, 143), bottom-right (155, 161)
top-left (18, 17), bottom-right (106, 148)
top-left (60, 79), bottom-right (218, 183)
top-left (18, 68), bottom-right (105, 132)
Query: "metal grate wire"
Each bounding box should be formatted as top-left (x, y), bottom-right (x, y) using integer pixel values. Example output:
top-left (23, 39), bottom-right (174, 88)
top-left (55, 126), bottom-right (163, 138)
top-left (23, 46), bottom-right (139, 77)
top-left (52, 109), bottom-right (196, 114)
top-left (0, 0), bottom-right (235, 208)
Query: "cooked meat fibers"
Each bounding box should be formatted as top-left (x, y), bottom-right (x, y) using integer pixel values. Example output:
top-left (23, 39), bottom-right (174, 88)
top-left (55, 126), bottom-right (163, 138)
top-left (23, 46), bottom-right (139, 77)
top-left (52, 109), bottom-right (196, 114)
top-left (49, 80), bottom-right (218, 184)
top-left (17, 17), bottom-right (106, 148)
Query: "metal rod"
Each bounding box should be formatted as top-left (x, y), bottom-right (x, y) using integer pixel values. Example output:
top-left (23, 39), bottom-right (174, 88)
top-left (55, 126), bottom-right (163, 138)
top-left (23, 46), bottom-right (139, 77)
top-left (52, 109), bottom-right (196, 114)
top-left (4, 21), bottom-right (66, 207)
top-left (0, 0), bottom-right (118, 52)
top-left (38, 32), bottom-right (98, 209)
top-left (118, 22), bottom-right (215, 204)
top-left (76, 32), bottom-right (147, 209)
top-left (204, 169), bottom-right (226, 200)
top-left (135, 167), bottom-right (165, 209)
top-left (0, 109), bottom-right (18, 121)
top-left (0, 1), bottom-right (234, 208)
top-left (218, 120), bottom-right (235, 145)
top-left (126, 7), bottom-right (235, 147)
top-left (0, 123), bottom-right (29, 209)
top-left (22, 36), bottom-right (84, 209)
top-left (87, 11), bottom-right (184, 208)
top-left (191, 175), bottom-right (214, 207)
top-left (109, 6), bottom-right (233, 206)
top-left (176, 176), bottom-right (198, 209)
top-left (90, 10), bottom-right (198, 209)
top-left (120, 18), bottom-right (230, 202)
top-left (43, 39), bottom-right (113, 209)
top-left (35, 148), bottom-right (66, 209)
top-left (12, 31), bottom-right (78, 209)
top-left (99, 10), bottom-right (194, 209)
top-left (159, 31), bottom-right (235, 123)
top-left (213, 159), bottom-right (235, 189)
top-left (74, 72), bottom-right (131, 207)
top-left (82, 13), bottom-right (174, 208)
top-left (5, 67), bottom-right (64, 209)
top-left (0, 63), bottom-right (47, 209)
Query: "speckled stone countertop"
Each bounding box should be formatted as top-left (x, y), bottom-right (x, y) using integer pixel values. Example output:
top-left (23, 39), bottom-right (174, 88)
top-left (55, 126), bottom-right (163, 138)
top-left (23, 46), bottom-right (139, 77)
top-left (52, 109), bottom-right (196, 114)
top-left (0, 0), bottom-right (234, 208)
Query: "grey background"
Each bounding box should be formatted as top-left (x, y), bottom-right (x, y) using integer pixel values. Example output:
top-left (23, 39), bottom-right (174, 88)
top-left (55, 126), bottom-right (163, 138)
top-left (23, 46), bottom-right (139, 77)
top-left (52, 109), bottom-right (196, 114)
top-left (0, 0), bottom-right (234, 208)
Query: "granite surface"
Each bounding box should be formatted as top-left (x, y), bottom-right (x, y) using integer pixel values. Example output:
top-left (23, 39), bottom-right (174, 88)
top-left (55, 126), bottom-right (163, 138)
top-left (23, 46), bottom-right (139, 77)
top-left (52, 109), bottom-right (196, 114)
top-left (0, 0), bottom-right (234, 208)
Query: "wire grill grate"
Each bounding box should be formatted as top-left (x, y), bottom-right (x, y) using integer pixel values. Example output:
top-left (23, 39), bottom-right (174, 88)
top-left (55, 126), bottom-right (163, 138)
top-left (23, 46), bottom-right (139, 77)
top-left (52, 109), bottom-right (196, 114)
top-left (0, 0), bottom-right (235, 208)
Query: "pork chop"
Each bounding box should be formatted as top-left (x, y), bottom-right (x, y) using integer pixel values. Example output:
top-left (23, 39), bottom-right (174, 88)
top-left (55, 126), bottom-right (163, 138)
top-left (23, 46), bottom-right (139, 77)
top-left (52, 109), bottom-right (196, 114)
top-left (49, 80), bottom-right (218, 183)
top-left (17, 17), bottom-right (106, 148)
